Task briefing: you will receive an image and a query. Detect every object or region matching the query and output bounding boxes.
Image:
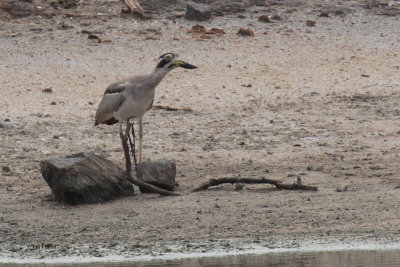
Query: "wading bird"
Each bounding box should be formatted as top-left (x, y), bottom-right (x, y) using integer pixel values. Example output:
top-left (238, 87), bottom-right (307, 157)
top-left (94, 53), bottom-right (197, 168)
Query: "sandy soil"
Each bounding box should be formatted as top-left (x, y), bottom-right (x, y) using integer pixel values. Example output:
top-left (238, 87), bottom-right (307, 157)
top-left (1, 0), bottom-right (400, 260)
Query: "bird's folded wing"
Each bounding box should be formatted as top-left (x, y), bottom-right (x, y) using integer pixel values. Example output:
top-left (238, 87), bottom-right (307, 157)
top-left (95, 84), bottom-right (127, 124)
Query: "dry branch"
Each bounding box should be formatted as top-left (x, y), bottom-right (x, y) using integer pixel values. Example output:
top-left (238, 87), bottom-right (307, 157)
top-left (191, 177), bottom-right (318, 192)
top-left (152, 105), bottom-right (193, 112)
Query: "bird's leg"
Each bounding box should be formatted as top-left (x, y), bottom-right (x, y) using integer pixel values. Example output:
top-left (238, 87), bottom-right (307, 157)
top-left (139, 117), bottom-right (143, 163)
top-left (119, 120), bottom-right (133, 182)
top-left (127, 121), bottom-right (137, 167)
top-left (125, 119), bottom-right (131, 140)
top-left (125, 119), bottom-right (133, 168)
top-left (119, 120), bottom-right (123, 136)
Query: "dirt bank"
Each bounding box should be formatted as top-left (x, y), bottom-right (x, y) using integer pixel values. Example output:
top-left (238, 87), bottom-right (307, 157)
top-left (1, 0), bottom-right (400, 260)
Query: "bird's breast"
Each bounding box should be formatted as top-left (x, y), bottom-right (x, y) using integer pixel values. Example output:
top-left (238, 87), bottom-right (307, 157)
top-left (116, 92), bottom-right (154, 120)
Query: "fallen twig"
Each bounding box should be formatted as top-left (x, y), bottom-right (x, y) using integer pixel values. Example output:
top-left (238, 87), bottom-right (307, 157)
top-left (191, 177), bottom-right (318, 192)
top-left (152, 105), bottom-right (193, 112)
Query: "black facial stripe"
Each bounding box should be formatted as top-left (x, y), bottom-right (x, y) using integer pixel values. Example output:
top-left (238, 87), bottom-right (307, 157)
top-left (157, 53), bottom-right (175, 68)
top-left (159, 53), bottom-right (168, 59)
top-left (157, 59), bottom-right (169, 68)
top-left (159, 52), bottom-right (174, 60)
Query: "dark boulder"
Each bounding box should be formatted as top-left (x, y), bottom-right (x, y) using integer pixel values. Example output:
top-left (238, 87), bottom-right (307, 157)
top-left (185, 1), bottom-right (211, 21)
top-left (0, 1), bottom-right (33, 18)
top-left (40, 152), bottom-right (133, 205)
top-left (136, 160), bottom-right (176, 193)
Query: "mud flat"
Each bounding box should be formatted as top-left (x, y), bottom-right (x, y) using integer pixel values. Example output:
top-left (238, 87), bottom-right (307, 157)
top-left (1, 0), bottom-right (400, 262)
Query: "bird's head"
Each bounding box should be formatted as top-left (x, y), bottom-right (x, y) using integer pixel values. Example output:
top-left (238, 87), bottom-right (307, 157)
top-left (156, 53), bottom-right (197, 71)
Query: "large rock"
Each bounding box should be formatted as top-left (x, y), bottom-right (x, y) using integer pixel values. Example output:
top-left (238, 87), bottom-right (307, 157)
top-left (136, 160), bottom-right (176, 193)
top-left (1, 1), bottom-right (33, 18)
top-left (185, 1), bottom-right (211, 21)
top-left (40, 152), bottom-right (133, 205)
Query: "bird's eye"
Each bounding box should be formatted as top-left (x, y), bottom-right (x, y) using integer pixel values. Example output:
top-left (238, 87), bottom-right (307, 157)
top-left (164, 54), bottom-right (172, 61)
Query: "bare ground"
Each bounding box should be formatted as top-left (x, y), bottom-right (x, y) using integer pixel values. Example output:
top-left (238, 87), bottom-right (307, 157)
top-left (1, 0), bottom-right (400, 260)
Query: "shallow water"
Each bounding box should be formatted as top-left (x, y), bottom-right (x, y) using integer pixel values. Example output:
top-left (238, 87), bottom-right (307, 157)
top-left (2, 249), bottom-right (400, 267)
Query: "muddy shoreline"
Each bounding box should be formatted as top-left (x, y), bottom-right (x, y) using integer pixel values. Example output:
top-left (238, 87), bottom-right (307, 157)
top-left (2, 238), bottom-right (400, 264)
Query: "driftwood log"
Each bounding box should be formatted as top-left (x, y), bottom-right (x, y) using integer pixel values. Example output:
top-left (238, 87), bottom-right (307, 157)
top-left (192, 177), bottom-right (318, 192)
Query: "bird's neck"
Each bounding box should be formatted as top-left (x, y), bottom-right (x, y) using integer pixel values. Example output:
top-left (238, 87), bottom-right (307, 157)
top-left (150, 67), bottom-right (171, 86)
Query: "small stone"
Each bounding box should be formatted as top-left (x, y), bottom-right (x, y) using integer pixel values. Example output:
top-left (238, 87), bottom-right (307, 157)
top-left (207, 28), bottom-right (225, 34)
top-left (336, 185), bottom-right (349, 192)
top-left (29, 28), bottom-right (43, 33)
top-left (319, 12), bottom-right (329, 17)
top-left (271, 14), bottom-right (282, 20)
top-left (315, 166), bottom-right (324, 171)
top-left (88, 34), bottom-right (101, 42)
top-left (2, 166), bottom-right (11, 173)
top-left (145, 36), bottom-right (159, 40)
top-left (59, 0), bottom-right (79, 9)
top-left (234, 183), bottom-right (244, 191)
top-left (170, 12), bottom-right (185, 19)
top-left (188, 24), bottom-right (206, 34)
top-left (306, 20), bottom-right (316, 27)
top-left (59, 22), bottom-right (74, 30)
top-left (136, 160), bottom-right (176, 193)
top-left (199, 34), bottom-right (212, 39)
top-left (185, 1), bottom-right (211, 21)
top-left (334, 9), bottom-right (345, 16)
top-left (50, 101), bottom-right (56, 105)
top-left (237, 28), bottom-right (254, 36)
top-left (258, 15), bottom-right (272, 23)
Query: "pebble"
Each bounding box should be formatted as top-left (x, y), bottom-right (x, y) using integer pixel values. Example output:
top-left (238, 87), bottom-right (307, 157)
top-left (237, 28), bottom-right (254, 36)
top-left (306, 20), bottom-right (316, 27)
top-left (319, 12), bottom-right (329, 17)
top-left (258, 15), bottom-right (272, 23)
top-left (271, 14), bottom-right (282, 20)
top-left (2, 166), bottom-right (11, 173)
